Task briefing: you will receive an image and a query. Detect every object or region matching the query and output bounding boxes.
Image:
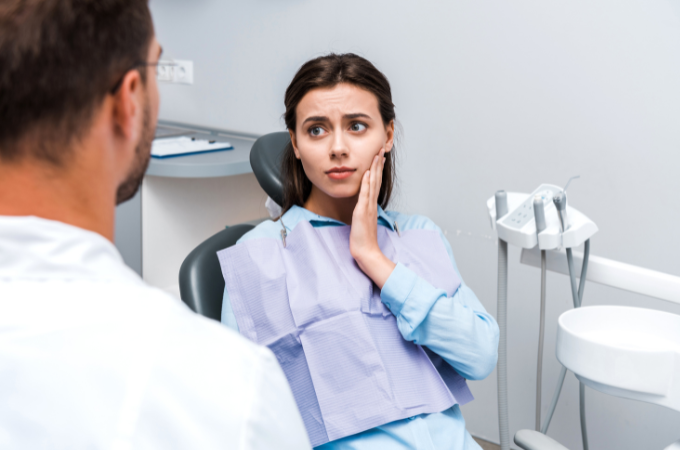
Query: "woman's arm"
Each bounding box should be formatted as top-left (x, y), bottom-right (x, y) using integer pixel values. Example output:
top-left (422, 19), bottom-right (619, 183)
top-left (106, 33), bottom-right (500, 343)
top-left (380, 228), bottom-right (499, 381)
top-left (349, 150), bottom-right (498, 380)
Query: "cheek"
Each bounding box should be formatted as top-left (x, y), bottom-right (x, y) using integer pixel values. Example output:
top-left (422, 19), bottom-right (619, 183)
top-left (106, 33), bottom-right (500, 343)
top-left (297, 145), bottom-right (325, 179)
top-left (148, 81), bottom-right (160, 120)
top-left (352, 134), bottom-right (384, 170)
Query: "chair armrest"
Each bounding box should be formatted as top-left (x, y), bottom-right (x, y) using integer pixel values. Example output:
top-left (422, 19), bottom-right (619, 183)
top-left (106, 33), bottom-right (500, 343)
top-left (514, 429), bottom-right (570, 450)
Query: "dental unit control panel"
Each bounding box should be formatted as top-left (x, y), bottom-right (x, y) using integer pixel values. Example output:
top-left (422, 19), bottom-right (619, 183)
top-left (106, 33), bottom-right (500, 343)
top-left (487, 184), bottom-right (598, 250)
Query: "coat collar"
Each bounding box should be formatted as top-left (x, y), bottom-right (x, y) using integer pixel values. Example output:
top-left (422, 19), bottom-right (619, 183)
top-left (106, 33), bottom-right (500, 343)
top-left (0, 215), bottom-right (142, 284)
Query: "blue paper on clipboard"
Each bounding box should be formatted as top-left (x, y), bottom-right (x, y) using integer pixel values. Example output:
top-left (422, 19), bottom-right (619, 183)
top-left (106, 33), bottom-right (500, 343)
top-left (151, 136), bottom-right (234, 159)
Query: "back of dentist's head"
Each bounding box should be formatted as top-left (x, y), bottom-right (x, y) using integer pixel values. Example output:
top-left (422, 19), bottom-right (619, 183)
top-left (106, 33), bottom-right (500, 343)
top-left (281, 53), bottom-right (397, 212)
top-left (0, 0), bottom-right (158, 237)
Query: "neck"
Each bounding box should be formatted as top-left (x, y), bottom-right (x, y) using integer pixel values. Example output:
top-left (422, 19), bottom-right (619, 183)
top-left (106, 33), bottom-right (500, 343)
top-left (304, 186), bottom-right (358, 225)
top-left (0, 145), bottom-right (117, 242)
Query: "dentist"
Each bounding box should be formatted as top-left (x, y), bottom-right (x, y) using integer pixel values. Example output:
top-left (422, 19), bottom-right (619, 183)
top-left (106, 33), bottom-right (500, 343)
top-left (0, 1), bottom-right (310, 449)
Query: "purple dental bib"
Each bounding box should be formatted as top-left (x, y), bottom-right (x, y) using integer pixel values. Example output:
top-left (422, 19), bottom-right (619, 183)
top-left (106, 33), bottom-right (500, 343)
top-left (218, 221), bottom-right (473, 447)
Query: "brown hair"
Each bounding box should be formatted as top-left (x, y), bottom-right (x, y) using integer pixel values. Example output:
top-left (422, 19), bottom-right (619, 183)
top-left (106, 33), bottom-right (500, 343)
top-left (0, 0), bottom-right (153, 164)
top-left (281, 53), bottom-right (397, 212)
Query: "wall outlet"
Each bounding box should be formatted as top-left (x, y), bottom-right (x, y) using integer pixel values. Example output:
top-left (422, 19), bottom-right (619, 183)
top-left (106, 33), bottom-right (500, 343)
top-left (157, 60), bottom-right (193, 85)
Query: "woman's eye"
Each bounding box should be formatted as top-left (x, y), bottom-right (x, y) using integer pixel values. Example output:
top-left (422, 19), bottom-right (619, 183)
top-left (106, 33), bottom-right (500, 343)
top-left (309, 126), bottom-right (325, 137)
top-left (350, 122), bottom-right (367, 132)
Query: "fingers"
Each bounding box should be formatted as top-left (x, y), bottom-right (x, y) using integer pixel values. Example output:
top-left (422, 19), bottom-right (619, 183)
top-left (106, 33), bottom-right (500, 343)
top-left (368, 153), bottom-right (378, 204)
top-left (370, 148), bottom-right (385, 206)
top-left (377, 148), bottom-right (385, 198)
top-left (357, 148), bottom-right (385, 220)
top-left (355, 169), bottom-right (371, 214)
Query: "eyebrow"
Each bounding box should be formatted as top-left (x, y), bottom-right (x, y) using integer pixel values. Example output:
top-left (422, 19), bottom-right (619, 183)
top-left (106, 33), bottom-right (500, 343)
top-left (344, 113), bottom-right (371, 120)
top-left (157, 46), bottom-right (164, 59)
top-left (301, 113), bottom-right (372, 126)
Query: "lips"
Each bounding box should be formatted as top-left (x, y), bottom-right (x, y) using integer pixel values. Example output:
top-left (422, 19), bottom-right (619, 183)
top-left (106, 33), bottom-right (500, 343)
top-left (326, 166), bottom-right (356, 180)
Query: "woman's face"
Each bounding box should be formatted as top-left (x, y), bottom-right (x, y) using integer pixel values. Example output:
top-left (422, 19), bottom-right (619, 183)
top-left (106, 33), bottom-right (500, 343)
top-left (290, 83), bottom-right (394, 201)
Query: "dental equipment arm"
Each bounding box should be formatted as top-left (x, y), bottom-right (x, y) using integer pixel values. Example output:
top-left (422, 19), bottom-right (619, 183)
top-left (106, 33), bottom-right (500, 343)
top-left (488, 184), bottom-right (597, 450)
top-left (495, 190), bottom-right (511, 450)
top-left (533, 196), bottom-right (547, 432)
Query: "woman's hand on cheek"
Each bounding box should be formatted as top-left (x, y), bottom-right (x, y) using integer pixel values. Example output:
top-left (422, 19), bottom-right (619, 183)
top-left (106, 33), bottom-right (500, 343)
top-left (349, 148), bottom-right (396, 289)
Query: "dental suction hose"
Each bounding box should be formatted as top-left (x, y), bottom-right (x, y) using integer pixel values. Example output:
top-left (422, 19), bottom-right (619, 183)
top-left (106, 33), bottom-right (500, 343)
top-left (539, 190), bottom-right (592, 450)
top-left (541, 366), bottom-right (567, 434)
top-left (495, 190), bottom-right (510, 450)
top-left (558, 190), bottom-right (591, 449)
top-left (533, 197), bottom-right (547, 432)
top-left (540, 239), bottom-right (590, 436)
top-left (537, 190), bottom-right (592, 450)
top-left (567, 241), bottom-right (590, 450)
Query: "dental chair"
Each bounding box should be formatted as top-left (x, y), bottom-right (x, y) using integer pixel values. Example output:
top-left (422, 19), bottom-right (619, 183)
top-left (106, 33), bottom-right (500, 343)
top-left (178, 131), bottom-right (290, 321)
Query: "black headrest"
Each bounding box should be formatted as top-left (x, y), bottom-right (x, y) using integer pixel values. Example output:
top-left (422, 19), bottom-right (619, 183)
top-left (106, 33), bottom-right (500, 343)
top-left (249, 131), bottom-right (290, 206)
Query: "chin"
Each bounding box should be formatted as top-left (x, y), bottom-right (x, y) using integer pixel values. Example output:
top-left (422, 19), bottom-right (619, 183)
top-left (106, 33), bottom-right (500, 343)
top-left (322, 185), bottom-right (360, 200)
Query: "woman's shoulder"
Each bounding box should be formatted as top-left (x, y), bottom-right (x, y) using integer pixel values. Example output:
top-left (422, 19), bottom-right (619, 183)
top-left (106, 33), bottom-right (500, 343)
top-left (384, 210), bottom-right (456, 267)
top-left (236, 219), bottom-right (284, 244)
top-left (383, 210), bottom-right (442, 233)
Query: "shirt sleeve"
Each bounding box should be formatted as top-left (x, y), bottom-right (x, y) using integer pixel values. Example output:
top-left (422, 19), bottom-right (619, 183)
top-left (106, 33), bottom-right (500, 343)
top-left (242, 347), bottom-right (312, 450)
top-left (380, 225), bottom-right (499, 381)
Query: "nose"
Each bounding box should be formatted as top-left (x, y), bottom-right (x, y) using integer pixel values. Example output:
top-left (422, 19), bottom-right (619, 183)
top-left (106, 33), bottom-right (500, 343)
top-left (329, 131), bottom-right (348, 160)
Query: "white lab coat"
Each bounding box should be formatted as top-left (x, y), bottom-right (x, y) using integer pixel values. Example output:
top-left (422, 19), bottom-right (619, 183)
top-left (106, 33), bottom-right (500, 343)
top-left (0, 216), bottom-right (311, 450)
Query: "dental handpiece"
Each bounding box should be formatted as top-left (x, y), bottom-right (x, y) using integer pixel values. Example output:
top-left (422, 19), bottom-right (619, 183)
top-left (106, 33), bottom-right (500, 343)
top-left (495, 190), bottom-right (508, 219)
top-left (533, 195), bottom-right (547, 235)
top-left (553, 191), bottom-right (569, 232)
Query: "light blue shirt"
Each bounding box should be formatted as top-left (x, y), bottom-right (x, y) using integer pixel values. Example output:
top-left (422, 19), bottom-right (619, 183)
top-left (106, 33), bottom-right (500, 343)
top-left (221, 205), bottom-right (499, 450)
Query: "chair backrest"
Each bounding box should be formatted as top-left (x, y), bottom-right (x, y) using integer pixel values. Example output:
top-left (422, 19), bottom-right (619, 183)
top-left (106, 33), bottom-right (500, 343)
top-left (178, 224), bottom-right (255, 320)
top-left (249, 131), bottom-right (289, 206)
top-left (178, 132), bottom-right (290, 320)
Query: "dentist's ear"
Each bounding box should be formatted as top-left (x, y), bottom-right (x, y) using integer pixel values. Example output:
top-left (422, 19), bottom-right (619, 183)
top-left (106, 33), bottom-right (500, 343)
top-left (384, 120), bottom-right (395, 154)
top-left (289, 130), bottom-right (301, 159)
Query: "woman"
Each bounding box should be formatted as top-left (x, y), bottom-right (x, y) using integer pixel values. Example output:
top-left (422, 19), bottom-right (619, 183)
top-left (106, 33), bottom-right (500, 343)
top-left (219, 53), bottom-right (499, 450)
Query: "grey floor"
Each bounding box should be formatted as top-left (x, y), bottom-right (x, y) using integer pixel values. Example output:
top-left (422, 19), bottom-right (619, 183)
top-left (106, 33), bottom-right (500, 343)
top-left (473, 436), bottom-right (501, 450)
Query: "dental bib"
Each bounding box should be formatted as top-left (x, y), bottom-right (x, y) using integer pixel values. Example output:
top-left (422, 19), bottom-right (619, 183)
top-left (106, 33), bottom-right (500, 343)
top-left (218, 221), bottom-right (473, 447)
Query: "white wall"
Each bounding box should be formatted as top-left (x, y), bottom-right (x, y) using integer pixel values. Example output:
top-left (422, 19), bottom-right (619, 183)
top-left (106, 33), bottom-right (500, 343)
top-left (150, 1), bottom-right (680, 448)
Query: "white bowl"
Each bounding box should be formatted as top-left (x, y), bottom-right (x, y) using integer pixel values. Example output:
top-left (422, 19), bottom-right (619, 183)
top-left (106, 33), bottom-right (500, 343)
top-left (557, 305), bottom-right (680, 412)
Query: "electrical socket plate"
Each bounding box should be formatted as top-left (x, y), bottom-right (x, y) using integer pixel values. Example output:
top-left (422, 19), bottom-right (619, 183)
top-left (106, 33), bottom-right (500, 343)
top-left (157, 60), bottom-right (193, 85)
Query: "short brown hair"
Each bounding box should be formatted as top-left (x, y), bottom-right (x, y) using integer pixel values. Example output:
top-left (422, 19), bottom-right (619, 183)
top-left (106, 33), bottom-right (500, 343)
top-left (0, 0), bottom-right (153, 163)
top-left (281, 53), bottom-right (397, 212)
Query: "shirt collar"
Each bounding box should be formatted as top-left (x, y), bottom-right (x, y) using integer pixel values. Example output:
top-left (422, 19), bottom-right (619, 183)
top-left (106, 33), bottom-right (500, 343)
top-left (281, 205), bottom-right (395, 232)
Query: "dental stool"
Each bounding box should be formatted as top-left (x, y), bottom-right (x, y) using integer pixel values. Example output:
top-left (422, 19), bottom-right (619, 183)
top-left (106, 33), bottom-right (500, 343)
top-left (178, 131), bottom-right (290, 320)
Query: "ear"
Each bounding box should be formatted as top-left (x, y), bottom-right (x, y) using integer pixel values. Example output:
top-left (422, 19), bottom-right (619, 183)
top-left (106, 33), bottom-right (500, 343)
top-left (289, 129), bottom-right (301, 159)
top-left (384, 120), bottom-right (395, 153)
top-left (111, 70), bottom-right (144, 143)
